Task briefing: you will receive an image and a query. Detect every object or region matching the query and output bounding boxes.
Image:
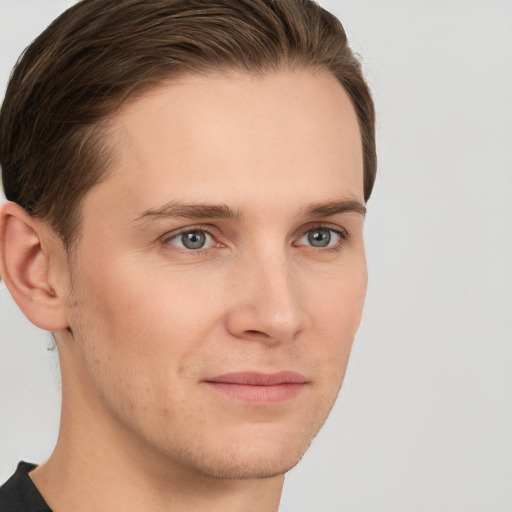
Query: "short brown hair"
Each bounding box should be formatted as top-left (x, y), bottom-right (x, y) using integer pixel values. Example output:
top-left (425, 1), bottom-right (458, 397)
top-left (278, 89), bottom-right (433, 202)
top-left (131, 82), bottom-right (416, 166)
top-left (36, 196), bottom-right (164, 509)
top-left (0, 0), bottom-right (376, 249)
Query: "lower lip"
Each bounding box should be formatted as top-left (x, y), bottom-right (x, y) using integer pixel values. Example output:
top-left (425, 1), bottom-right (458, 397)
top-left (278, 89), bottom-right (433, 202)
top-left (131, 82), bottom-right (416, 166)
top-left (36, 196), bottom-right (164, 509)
top-left (204, 382), bottom-right (306, 404)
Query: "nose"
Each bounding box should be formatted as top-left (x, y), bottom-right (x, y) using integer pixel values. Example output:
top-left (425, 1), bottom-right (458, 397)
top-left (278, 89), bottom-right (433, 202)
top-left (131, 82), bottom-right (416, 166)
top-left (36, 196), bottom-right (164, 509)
top-left (225, 253), bottom-right (309, 344)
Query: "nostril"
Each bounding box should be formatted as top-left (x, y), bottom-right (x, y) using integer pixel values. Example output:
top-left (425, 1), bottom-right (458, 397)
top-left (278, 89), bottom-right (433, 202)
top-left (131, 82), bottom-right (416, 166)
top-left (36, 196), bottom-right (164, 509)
top-left (245, 330), bottom-right (271, 338)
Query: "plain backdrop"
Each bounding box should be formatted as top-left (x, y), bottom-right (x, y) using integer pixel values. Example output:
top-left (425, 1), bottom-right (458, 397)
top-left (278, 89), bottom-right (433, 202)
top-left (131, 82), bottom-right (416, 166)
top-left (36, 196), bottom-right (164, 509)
top-left (1, 1), bottom-right (511, 511)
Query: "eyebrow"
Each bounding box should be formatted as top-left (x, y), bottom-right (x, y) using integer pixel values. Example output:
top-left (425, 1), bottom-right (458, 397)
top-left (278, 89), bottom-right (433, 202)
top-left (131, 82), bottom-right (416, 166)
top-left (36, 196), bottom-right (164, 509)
top-left (132, 201), bottom-right (242, 223)
top-left (304, 199), bottom-right (367, 217)
top-left (132, 198), bottom-right (366, 224)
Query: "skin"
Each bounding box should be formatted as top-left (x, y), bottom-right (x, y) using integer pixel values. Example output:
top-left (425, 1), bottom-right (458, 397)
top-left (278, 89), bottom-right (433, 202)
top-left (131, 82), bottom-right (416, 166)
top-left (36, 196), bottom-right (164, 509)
top-left (0, 69), bottom-right (367, 512)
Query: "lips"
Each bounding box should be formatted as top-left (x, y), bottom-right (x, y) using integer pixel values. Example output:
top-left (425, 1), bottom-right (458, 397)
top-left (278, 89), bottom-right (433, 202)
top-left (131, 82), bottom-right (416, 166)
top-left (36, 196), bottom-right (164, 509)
top-left (203, 371), bottom-right (308, 404)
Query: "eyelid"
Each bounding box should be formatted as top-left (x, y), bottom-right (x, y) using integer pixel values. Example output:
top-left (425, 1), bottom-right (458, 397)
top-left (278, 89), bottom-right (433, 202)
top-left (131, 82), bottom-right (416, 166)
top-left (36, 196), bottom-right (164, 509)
top-left (296, 222), bottom-right (348, 239)
top-left (158, 222), bottom-right (349, 253)
top-left (293, 223), bottom-right (349, 249)
top-left (159, 224), bottom-right (220, 249)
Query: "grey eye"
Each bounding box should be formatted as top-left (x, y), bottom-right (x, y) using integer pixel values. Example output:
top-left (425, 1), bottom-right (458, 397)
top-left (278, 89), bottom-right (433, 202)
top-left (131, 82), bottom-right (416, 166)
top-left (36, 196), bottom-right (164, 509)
top-left (307, 228), bottom-right (332, 247)
top-left (181, 231), bottom-right (207, 249)
top-left (163, 229), bottom-right (217, 252)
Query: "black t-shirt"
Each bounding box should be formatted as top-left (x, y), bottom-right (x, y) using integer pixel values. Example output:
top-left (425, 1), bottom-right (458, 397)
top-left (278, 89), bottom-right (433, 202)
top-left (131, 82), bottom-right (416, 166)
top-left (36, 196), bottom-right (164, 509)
top-left (0, 462), bottom-right (52, 512)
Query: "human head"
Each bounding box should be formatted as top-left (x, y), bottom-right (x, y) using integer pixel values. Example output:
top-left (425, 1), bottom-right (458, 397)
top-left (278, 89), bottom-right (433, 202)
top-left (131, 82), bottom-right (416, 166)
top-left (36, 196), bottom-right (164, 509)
top-left (0, 0), bottom-right (375, 251)
top-left (0, 0), bottom-right (376, 502)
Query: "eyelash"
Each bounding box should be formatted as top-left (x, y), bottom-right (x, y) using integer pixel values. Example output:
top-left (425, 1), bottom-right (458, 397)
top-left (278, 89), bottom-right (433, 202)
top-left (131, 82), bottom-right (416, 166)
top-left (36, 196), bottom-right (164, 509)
top-left (294, 225), bottom-right (349, 253)
top-left (159, 223), bottom-right (349, 255)
top-left (160, 225), bottom-right (219, 256)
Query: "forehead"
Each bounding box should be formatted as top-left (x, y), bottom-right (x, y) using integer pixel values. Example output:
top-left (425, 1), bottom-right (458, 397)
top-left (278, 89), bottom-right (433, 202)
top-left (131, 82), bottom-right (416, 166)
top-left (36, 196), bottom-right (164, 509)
top-left (86, 69), bottom-right (363, 221)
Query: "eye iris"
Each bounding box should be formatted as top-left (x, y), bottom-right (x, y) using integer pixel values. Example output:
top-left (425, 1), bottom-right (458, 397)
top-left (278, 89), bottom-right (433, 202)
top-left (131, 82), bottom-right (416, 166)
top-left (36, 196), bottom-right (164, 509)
top-left (181, 231), bottom-right (206, 249)
top-left (308, 229), bottom-right (331, 247)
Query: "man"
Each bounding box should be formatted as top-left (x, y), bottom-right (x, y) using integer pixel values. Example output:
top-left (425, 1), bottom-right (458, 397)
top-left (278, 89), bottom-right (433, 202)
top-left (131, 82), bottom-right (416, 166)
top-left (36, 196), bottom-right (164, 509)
top-left (0, 0), bottom-right (376, 510)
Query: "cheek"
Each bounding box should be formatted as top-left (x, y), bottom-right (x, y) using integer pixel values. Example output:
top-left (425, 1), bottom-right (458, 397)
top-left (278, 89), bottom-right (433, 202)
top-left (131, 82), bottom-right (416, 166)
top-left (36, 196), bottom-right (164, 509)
top-left (69, 259), bottom-right (237, 421)
top-left (76, 256), bottom-right (219, 351)
top-left (66, 261), bottom-right (215, 425)
top-left (310, 255), bottom-right (367, 332)
top-left (306, 258), bottom-right (367, 378)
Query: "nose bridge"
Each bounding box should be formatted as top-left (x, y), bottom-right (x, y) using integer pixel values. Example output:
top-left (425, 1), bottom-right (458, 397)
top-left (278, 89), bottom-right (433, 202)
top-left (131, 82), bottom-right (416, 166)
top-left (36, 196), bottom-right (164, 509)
top-left (227, 244), bottom-right (307, 343)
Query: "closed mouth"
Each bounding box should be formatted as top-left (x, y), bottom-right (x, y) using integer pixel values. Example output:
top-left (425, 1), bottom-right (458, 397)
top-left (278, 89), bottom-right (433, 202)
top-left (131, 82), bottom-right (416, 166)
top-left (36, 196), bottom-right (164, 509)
top-left (203, 371), bottom-right (308, 404)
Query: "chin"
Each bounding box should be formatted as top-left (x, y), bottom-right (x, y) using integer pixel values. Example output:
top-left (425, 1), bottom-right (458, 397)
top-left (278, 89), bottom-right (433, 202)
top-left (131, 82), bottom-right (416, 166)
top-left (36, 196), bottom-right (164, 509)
top-left (170, 422), bottom-right (319, 480)
top-left (190, 443), bottom-right (310, 480)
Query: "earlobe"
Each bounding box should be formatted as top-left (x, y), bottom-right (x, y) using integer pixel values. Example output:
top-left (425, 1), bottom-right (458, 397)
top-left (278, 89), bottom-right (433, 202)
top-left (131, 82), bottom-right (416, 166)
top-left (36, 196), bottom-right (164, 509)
top-left (0, 201), bottom-right (69, 331)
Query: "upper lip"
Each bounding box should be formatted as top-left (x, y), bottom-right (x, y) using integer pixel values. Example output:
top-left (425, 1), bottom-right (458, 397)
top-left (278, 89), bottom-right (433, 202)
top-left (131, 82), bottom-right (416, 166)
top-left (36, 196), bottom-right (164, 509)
top-left (205, 371), bottom-right (308, 386)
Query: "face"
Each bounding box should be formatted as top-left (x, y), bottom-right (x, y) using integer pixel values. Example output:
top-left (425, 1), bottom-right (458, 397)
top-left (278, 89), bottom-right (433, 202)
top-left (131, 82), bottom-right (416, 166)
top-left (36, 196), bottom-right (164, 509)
top-left (60, 69), bottom-right (367, 479)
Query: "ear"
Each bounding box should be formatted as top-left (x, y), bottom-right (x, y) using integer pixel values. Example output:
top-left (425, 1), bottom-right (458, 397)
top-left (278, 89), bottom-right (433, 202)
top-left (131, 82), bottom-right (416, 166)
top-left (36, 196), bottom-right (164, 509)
top-left (0, 200), bottom-right (69, 331)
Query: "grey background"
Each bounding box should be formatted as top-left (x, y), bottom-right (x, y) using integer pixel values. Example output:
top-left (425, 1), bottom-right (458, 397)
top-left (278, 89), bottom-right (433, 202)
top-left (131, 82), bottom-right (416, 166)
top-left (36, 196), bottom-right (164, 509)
top-left (1, 1), bottom-right (511, 510)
